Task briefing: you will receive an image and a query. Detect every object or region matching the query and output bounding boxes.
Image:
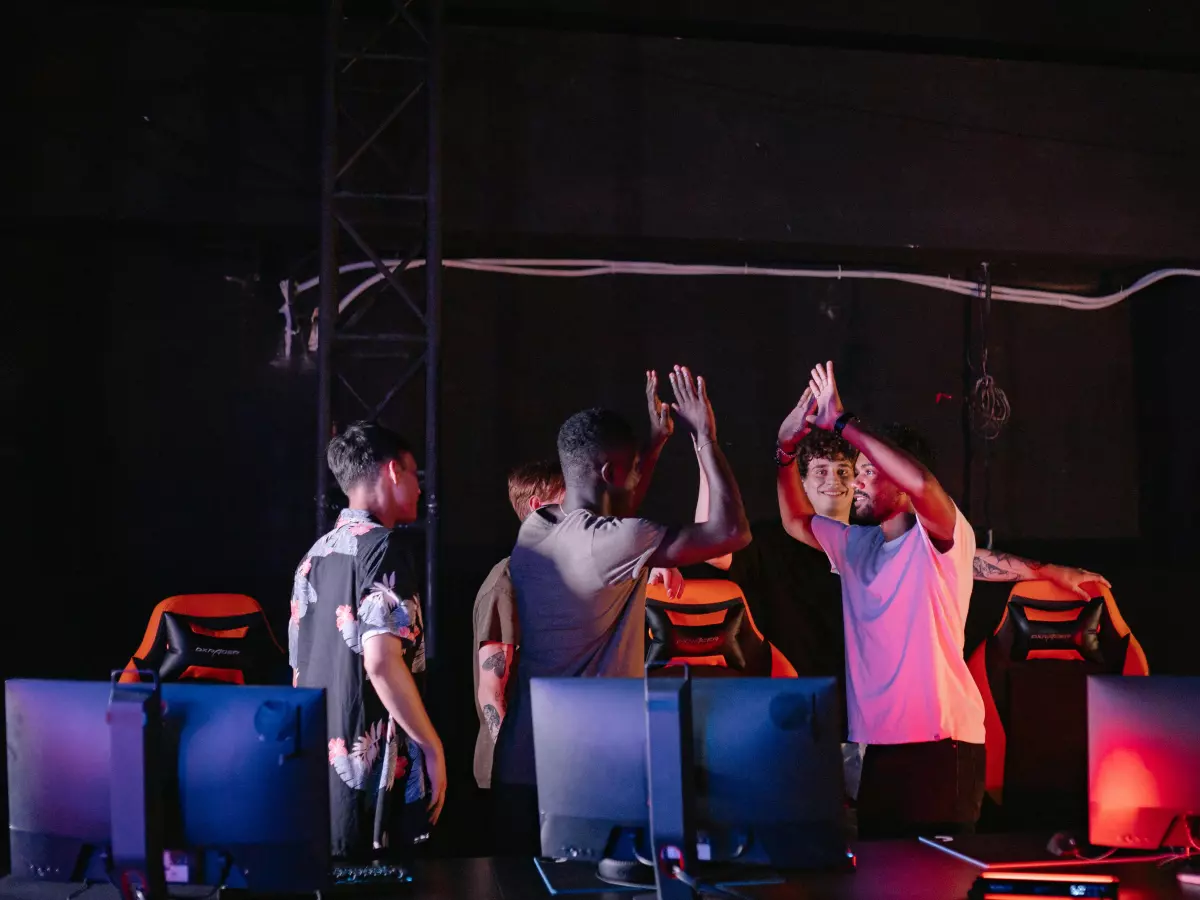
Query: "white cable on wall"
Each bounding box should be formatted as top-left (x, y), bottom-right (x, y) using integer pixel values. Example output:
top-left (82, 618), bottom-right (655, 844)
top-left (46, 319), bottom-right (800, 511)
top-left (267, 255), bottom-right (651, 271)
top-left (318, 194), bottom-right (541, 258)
top-left (280, 258), bottom-right (1200, 317)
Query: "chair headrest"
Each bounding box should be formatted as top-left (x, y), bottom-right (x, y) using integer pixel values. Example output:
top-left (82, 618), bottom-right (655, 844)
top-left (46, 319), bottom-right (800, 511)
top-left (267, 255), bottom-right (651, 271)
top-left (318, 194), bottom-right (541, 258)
top-left (1006, 597), bottom-right (1105, 664)
top-left (645, 600), bottom-right (748, 670)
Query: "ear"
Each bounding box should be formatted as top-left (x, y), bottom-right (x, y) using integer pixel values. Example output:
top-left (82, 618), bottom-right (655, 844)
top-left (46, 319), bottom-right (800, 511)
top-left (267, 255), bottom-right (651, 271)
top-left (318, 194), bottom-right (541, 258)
top-left (384, 459), bottom-right (400, 484)
top-left (599, 460), bottom-right (617, 487)
top-left (529, 496), bottom-right (543, 513)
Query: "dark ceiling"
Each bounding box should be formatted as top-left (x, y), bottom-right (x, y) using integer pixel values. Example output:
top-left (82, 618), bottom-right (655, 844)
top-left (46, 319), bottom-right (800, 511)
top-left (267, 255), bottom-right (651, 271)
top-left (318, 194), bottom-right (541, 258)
top-left (98, 0), bottom-right (1200, 71)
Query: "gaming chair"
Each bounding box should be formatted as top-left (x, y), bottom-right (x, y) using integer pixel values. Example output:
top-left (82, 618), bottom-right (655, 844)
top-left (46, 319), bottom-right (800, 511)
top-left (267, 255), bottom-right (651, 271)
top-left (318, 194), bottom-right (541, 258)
top-left (119, 593), bottom-right (286, 685)
top-left (966, 580), bottom-right (1148, 828)
top-left (644, 579), bottom-right (798, 678)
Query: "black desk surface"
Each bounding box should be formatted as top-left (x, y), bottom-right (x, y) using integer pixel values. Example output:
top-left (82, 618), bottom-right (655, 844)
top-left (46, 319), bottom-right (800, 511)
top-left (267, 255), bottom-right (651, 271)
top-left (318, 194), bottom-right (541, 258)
top-left (0, 838), bottom-right (1193, 900)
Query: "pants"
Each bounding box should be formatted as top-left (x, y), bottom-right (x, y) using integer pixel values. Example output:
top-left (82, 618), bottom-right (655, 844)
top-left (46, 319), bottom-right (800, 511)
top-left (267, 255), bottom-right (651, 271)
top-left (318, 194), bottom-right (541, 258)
top-left (489, 783), bottom-right (542, 857)
top-left (856, 739), bottom-right (986, 840)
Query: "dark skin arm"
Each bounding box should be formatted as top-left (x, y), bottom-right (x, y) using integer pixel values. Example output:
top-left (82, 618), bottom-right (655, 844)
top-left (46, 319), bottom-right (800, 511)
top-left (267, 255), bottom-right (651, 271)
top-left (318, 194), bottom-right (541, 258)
top-left (645, 366), bottom-right (752, 568)
top-left (627, 370), bottom-right (674, 514)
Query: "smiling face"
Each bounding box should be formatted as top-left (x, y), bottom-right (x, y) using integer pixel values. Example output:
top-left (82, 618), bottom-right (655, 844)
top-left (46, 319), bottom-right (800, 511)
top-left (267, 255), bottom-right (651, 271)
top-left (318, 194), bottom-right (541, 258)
top-left (851, 453), bottom-right (907, 524)
top-left (802, 455), bottom-right (855, 521)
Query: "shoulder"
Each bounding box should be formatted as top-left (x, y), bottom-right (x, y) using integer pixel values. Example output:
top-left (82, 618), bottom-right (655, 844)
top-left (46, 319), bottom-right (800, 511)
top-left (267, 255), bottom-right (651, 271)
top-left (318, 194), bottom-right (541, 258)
top-left (917, 504), bottom-right (974, 558)
top-left (811, 515), bottom-right (850, 542)
top-left (474, 557), bottom-right (513, 599)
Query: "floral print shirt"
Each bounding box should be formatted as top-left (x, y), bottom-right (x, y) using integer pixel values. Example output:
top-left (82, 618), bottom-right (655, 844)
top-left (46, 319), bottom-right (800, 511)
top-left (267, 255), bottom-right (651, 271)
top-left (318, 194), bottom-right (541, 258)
top-left (289, 508), bottom-right (427, 857)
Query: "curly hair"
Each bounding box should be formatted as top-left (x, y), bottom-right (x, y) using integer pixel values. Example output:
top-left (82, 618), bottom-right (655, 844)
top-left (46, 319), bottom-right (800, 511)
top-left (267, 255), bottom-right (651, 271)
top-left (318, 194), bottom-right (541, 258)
top-left (796, 429), bottom-right (857, 477)
top-left (507, 459), bottom-right (566, 521)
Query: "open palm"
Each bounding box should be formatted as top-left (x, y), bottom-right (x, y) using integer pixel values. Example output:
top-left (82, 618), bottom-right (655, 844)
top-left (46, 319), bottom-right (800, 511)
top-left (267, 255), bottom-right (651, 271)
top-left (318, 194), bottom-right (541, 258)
top-left (806, 361), bottom-right (845, 431)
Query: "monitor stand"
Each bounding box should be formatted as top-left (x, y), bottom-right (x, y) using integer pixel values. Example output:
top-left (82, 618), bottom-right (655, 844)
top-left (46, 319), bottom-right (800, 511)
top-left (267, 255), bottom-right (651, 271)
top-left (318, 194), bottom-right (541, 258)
top-left (107, 673), bottom-right (167, 900)
top-left (643, 673), bottom-right (700, 900)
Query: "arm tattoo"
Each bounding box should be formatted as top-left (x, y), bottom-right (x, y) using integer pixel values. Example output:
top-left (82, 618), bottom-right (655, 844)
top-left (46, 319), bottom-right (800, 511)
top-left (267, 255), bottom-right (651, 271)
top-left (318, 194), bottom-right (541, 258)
top-left (973, 549), bottom-right (1046, 582)
top-left (988, 550), bottom-right (1044, 571)
top-left (482, 650), bottom-right (507, 680)
top-left (483, 704), bottom-right (501, 741)
top-left (972, 556), bottom-right (1012, 580)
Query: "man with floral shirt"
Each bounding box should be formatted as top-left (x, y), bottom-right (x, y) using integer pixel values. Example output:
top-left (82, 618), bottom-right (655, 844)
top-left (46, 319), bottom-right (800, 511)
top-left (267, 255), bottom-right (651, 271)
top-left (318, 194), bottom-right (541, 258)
top-left (289, 421), bottom-right (446, 861)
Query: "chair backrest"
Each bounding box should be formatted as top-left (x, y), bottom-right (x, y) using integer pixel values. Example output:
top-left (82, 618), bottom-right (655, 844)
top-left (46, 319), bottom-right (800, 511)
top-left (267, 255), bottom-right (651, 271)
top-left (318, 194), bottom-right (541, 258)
top-left (120, 593), bottom-right (285, 685)
top-left (965, 580), bottom-right (1148, 827)
top-left (644, 579), bottom-right (798, 678)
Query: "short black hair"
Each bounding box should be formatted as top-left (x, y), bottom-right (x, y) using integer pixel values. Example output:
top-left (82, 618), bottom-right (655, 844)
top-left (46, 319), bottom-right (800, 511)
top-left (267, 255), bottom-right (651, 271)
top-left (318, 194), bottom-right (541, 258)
top-left (796, 430), bottom-right (857, 477)
top-left (556, 408), bottom-right (637, 482)
top-left (326, 420), bottom-right (413, 494)
top-left (881, 422), bottom-right (936, 473)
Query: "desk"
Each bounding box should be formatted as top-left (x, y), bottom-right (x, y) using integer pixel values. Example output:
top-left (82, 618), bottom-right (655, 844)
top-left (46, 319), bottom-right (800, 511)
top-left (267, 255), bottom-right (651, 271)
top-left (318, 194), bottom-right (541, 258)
top-left (0, 840), bottom-right (1192, 900)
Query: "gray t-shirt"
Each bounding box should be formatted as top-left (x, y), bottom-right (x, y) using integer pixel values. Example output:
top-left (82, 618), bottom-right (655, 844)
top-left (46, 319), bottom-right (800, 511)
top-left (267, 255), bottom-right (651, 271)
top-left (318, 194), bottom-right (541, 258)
top-left (492, 505), bottom-right (668, 786)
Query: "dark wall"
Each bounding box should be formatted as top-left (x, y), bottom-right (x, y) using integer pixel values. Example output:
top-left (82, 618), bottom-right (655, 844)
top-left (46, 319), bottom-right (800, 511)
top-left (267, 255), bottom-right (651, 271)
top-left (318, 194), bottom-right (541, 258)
top-left (443, 27), bottom-right (1200, 260)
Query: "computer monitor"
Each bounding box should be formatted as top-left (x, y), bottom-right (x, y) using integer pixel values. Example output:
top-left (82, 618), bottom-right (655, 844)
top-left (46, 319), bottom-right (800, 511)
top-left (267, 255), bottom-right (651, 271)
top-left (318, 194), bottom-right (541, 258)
top-left (6, 679), bottom-right (330, 893)
top-left (1087, 675), bottom-right (1200, 850)
top-left (531, 676), bottom-right (847, 872)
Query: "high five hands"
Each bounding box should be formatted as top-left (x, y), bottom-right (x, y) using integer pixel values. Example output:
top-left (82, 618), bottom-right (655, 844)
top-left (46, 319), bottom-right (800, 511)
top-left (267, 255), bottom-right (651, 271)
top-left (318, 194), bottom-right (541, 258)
top-left (805, 361), bottom-right (845, 432)
top-left (667, 365), bottom-right (717, 443)
top-left (778, 361), bottom-right (844, 450)
top-left (645, 369), bottom-right (675, 448)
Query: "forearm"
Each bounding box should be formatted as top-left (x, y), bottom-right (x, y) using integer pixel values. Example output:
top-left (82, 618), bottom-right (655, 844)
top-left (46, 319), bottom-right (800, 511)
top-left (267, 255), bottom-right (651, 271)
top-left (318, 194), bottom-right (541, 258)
top-left (840, 419), bottom-right (930, 497)
top-left (477, 642), bottom-right (515, 742)
top-left (841, 417), bottom-right (955, 536)
top-left (694, 440), bottom-right (710, 524)
top-left (972, 548), bottom-right (1047, 582)
top-left (630, 440), bottom-right (667, 513)
top-left (696, 441), bottom-right (749, 544)
top-left (366, 641), bottom-right (442, 754)
top-left (776, 457), bottom-right (819, 548)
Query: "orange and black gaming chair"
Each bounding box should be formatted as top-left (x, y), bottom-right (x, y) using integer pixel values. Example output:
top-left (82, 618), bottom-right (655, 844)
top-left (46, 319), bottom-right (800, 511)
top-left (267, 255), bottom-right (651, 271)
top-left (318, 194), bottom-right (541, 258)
top-left (644, 579), bottom-right (798, 678)
top-left (966, 580), bottom-right (1148, 828)
top-left (120, 593), bottom-right (286, 685)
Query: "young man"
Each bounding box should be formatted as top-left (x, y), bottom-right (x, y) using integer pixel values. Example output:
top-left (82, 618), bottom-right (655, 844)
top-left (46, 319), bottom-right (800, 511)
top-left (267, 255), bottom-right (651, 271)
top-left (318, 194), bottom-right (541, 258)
top-left (491, 366), bottom-right (752, 853)
top-left (289, 421), bottom-right (447, 860)
top-left (774, 363), bottom-right (975, 838)
top-left (697, 433), bottom-right (1108, 681)
top-left (472, 459), bottom-right (684, 855)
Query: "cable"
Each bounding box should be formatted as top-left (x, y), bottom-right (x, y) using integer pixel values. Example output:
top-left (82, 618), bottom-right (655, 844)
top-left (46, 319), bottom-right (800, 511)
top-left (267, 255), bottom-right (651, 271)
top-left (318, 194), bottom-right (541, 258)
top-left (280, 259), bottom-right (1200, 318)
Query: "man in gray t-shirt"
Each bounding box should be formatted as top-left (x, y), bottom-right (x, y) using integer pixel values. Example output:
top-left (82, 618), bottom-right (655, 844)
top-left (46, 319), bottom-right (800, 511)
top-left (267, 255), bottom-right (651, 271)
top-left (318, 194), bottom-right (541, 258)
top-left (491, 366), bottom-right (753, 854)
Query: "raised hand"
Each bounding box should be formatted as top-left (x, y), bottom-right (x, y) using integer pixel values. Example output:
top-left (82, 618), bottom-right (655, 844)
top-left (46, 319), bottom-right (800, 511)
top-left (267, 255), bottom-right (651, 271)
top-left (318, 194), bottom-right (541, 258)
top-left (645, 370), bottom-right (675, 448)
top-left (805, 361), bottom-right (845, 432)
top-left (668, 365), bottom-right (717, 442)
top-left (778, 386), bottom-right (816, 452)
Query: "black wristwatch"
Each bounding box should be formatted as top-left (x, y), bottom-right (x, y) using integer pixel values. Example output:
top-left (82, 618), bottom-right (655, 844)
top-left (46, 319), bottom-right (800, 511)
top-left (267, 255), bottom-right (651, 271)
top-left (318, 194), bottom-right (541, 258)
top-left (834, 412), bottom-right (858, 437)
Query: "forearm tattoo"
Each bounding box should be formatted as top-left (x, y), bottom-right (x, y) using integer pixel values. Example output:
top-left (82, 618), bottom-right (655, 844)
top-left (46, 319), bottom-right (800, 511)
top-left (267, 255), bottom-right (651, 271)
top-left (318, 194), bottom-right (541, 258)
top-left (973, 550), bottom-right (1045, 581)
top-left (484, 704), bottom-right (501, 741)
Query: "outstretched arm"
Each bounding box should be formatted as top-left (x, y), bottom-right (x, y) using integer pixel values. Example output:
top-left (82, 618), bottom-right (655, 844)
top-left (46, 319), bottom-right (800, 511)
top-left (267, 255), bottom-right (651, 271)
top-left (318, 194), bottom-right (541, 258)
top-left (646, 366), bottom-right (752, 569)
top-left (973, 549), bottom-right (1110, 599)
top-left (628, 370), bottom-right (674, 514)
top-left (807, 362), bottom-right (956, 544)
top-left (776, 388), bottom-right (822, 549)
top-left (694, 435), bottom-right (733, 570)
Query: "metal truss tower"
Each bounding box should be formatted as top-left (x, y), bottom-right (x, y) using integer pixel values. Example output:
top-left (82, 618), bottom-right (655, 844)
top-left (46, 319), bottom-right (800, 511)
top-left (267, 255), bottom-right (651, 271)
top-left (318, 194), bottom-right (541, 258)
top-left (317, 0), bottom-right (442, 654)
